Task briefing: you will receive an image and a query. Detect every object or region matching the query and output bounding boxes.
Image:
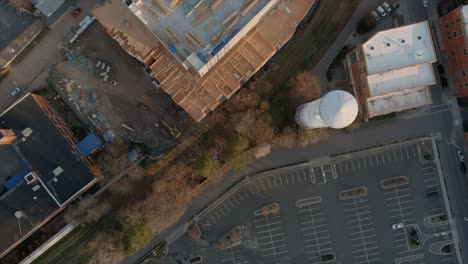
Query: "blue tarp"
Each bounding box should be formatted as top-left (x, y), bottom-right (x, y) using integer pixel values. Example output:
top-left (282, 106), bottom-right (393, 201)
top-left (4, 159), bottom-right (31, 190)
top-left (77, 134), bottom-right (102, 156)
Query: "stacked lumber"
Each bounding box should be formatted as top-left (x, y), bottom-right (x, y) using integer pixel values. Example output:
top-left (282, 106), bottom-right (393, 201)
top-left (211, 31), bottom-right (223, 44)
top-left (211, 0), bottom-right (225, 12)
top-left (204, 20), bottom-right (217, 31)
top-left (222, 10), bottom-right (238, 25)
top-left (169, 0), bottom-right (183, 8)
top-left (191, 11), bottom-right (212, 26)
top-left (242, 0), bottom-right (259, 16)
top-left (165, 28), bottom-right (182, 43)
top-left (221, 17), bottom-right (239, 36)
top-left (146, 5), bottom-right (160, 17)
top-left (185, 32), bottom-right (204, 49)
top-left (153, 0), bottom-right (170, 15)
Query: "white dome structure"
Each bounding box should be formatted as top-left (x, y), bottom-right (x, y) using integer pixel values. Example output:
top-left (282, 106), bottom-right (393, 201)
top-left (295, 90), bottom-right (359, 129)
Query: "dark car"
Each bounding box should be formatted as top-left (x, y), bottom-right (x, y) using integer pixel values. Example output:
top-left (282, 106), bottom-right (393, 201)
top-left (441, 77), bottom-right (448, 88)
top-left (460, 163), bottom-right (466, 175)
top-left (437, 64), bottom-right (445, 75)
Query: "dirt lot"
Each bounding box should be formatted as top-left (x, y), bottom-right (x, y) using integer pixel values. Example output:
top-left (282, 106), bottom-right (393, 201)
top-left (51, 22), bottom-right (195, 157)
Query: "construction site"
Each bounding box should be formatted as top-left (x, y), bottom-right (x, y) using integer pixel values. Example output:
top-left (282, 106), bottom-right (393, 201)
top-left (92, 0), bottom-right (317, 122)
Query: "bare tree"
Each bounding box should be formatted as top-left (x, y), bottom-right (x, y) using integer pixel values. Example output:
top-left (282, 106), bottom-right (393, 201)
top-left (289, 71), bottom-right (322, 108)
top-left (64, 197), bottom-right (111, 225)
top-left (88, 230), bottom-right (125, 264)
top-left (9, 0), bottom-right (33, 12)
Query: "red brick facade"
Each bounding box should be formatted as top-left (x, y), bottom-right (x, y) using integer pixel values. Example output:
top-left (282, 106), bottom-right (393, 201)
top-left (347, 46), bottom-right (372, 118)
top-left (439, 6), bottom-right (468, 97)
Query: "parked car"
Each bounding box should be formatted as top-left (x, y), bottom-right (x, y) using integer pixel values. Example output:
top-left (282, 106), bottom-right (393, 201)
top-left (382, 2), bottom-right (392, 12)
top-left (392, 223), bottom-right (404, 230)
top-left (377, 6), bottom-right (387, 16)
top-left (457, 150), bottom-right (465, 162)
top-left (460, 163), bottom-right (466, 175)
top-left (72, 7), bottom-right (81, 17)
top-left (422, 0), bottom-right (428, 7)
top-left (437, 64), bottom-right (445, 75)
top-left (371, 10), bottom-right (380, 21)
top-left (10, 87), bottom-right (21, 97)
top-left (441, 77), bottom-right (448, 88)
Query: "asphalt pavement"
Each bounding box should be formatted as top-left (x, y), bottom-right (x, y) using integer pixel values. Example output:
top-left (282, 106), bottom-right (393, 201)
top-left (0, 0), bottom-right (97, 113)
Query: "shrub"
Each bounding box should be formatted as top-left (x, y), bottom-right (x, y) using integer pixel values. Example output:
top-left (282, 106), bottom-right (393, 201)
top-left (223, 134), bottom-right (249, 171)
top-left (195, 157), bottom-right (218, 177)
top-left (123, 222), bottom-right (152, 255)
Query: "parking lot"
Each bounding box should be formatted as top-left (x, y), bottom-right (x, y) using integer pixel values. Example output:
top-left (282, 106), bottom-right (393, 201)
top-left (0, 0), bottom-right (35, 50)
top-left (162, 138), bottom-right (460, 264)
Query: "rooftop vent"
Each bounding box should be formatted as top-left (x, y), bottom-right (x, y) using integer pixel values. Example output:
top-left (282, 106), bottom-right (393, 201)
top-left (386, 43), bottom-right (390, 47)
top-left (418, 36), bottom-right (422, 40)
top-left (32, 185), bottom-right (40, 192)
top-left (21, 127), bottom-right (33, 137)
top-left (52, 166), bottom-right (63, 176)
top-left (401, 39), bottom-right (405, 43)
top-left (25, 173), bottom-right (36, 184)
top-left (370, 46), bottom-right (374, 50)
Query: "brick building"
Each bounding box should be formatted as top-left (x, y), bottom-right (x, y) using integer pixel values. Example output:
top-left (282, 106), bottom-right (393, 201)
top-left (346, 21), bottom-right (437, 118)
top-left (439, 5), bottom-right (468, 97)
top-left (0, 94), bottom-right (99, 258)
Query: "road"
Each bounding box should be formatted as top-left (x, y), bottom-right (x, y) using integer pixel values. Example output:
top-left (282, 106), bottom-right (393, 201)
top-left (314, 0), bottom-right (429, 86)
top-left (0, 0), bottom-right (97, 112)
top-left (131, 0), bottom-right (468, 263)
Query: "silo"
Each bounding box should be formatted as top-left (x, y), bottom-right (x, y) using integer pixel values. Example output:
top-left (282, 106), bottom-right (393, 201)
top-left (295, 90), bottom-right (358, 129)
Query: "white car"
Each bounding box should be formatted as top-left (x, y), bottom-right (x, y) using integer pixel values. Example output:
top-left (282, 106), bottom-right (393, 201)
top-left (382, 2), bottom-right (392, 12)
top-left (392, 223), bottom-right (404, 230)
top-left (10, 87), bottom-right (21, 97)
top-left (457, 150), bottom-right (465, 162)
top-left (377, 6), bottom-right (387, 17)
top-left (422, 0), bottom-right (428, 7)
top-left (371, 10), bottom-right (380, 21)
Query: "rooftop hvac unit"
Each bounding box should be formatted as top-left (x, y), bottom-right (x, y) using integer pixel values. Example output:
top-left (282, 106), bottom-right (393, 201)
top-left (53, 166), bottom-right (63, 176)
top-left (21, 127), bottom-right (33, 137)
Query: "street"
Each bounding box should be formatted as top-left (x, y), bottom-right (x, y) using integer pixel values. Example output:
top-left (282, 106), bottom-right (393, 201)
top-left (0, 0), bottom-right (97, 112)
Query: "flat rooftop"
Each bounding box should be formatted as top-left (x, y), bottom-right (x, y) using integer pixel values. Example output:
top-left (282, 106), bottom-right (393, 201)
top-left (129, 0), bottom-right (273, 76)
top-left (0, 93), bottom-right (97, 257)
top-left (367, 63), bottom-right (436, 97)
top-left (367, 86), bottom-right (432, 118)
top-left (363, 21), bottom-right (436, 74)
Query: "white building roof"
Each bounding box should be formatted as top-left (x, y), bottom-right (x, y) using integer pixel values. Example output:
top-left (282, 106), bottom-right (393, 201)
top-left (319, 90), bottom-right (358, 129)
top-left (367, 63), bottom-right (436, 97)
top-left (366, 87), bottom-right (432, 117)
top-left (358, 21), bottom-right (437, 118)
top-left (363, 21), bottom-right (436, 75)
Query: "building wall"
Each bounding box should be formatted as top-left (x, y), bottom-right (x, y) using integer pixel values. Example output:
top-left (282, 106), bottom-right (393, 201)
top-left (346, 46), bottom-right (371, 118)
top-left (439, 6), bottom-right (468, 97)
